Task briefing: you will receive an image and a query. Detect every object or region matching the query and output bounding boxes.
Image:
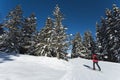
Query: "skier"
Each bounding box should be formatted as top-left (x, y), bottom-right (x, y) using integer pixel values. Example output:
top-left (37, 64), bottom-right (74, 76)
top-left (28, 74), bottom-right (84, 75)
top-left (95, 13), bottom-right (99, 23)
top-left (92, 53), bottom-right (101, 71)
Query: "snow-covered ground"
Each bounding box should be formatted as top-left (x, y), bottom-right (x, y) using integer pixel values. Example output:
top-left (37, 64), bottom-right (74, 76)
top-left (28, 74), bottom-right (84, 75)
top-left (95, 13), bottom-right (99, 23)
top-left (0, 52), bottom-right (120, 80)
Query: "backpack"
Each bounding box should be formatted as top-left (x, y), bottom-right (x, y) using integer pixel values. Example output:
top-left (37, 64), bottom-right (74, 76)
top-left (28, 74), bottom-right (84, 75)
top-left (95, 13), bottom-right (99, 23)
top-left (93, 54), bottom-right (98, 60)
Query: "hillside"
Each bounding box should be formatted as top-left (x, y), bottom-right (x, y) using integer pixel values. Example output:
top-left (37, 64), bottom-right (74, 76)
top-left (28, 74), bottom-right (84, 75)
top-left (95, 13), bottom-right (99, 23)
top-left (0, 52), bottom-right (120, 80)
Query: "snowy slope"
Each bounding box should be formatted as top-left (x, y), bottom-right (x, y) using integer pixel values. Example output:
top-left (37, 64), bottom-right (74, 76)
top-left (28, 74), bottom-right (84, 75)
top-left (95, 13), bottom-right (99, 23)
top-left (0, 52), bottom-right (120, 80)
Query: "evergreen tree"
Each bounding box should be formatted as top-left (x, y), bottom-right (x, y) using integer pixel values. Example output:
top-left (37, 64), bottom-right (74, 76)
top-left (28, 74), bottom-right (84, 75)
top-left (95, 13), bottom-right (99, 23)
top-left (32, 17), bottom-right (54, 56)
top-left (96, 4), bottom-right (120, 62)
top-left (20, 13), bottom-right (37, 54)
top-left (72, 32), bottom-right (85, 58)
top-left (0, 24), bottom-right (4, 35)
top-left (95, 22), bottom-right (103, 60)
top-left (0, 24), bottom-right (5, 51)
top-left (4, 5), bottom-right (23, 53)
top-left (83, 31), bottom-right (96, 57)
top-left (52, 5), bottom-right (69, 59)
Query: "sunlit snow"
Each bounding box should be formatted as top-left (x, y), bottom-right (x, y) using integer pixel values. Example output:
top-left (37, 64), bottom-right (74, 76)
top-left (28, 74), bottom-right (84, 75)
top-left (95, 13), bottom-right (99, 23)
top-left (0, 52), bottom-right (120, 80)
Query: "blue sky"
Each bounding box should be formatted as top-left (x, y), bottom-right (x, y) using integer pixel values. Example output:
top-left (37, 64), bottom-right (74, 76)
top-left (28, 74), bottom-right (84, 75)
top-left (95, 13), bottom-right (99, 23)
top-left (0, 0), bottom-right (120, 37)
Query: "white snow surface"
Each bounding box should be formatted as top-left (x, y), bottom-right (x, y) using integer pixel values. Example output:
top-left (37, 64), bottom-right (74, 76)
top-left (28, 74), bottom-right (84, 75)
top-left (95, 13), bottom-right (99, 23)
top-left (0, 52), bottom-right (120, 80)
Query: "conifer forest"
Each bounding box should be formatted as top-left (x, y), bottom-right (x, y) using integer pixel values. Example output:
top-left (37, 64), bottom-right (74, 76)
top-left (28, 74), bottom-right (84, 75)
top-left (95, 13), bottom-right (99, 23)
top-left (0, 4), bottom-right (120, 63)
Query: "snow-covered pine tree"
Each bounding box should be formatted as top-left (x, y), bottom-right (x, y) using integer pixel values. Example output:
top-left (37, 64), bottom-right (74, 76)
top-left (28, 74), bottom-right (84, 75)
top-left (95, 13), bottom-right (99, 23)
top-left (32, 17), bottom-right (54, 56)
top-left (0, 24), bottom-right (5, 51)
top-left (20, 13), bottom-right (37, 54)
top-left (52, 5), bottom-right (69, 59)
top-left (96, 4), bottom-right (120, 62)
top-left (83, 31), bottom-right (96, 58)
top-left (4, 5), bottom-right (23, 53)
top-left (72, 32), bottom-right (86, 58)
top-left (0, 24), bottom-right (4, 35)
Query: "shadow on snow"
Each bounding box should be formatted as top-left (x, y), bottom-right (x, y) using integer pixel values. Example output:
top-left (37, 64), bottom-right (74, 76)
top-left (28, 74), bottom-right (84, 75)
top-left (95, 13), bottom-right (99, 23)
top-left (0, 51), bottom-right (19, 63)
top-left (83, 64), bottom-right (93, 70)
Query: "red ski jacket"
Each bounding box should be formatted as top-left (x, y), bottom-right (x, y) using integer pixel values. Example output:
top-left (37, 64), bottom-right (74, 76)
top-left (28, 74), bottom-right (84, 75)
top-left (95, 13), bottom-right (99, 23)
top-left (92, 54), bottom-right (98, 62)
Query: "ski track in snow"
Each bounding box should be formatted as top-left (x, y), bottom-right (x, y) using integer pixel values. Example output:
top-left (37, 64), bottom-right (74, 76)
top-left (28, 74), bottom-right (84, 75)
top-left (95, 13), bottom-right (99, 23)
top-left (0, 52), bottom-right (120, 80)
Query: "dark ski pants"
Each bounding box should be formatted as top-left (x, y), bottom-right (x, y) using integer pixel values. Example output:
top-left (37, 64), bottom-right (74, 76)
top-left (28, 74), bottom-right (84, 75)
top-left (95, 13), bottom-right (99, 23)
top-left (93, 62), bottom-right (101, 71)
